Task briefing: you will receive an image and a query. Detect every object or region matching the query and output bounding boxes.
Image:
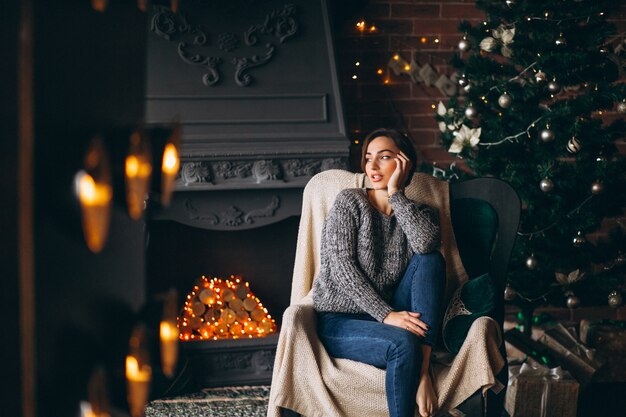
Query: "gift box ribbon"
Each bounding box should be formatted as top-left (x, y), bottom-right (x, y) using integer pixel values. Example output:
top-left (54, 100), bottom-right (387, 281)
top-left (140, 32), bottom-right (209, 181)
top-left (511, 362), bottom-right (565, 417)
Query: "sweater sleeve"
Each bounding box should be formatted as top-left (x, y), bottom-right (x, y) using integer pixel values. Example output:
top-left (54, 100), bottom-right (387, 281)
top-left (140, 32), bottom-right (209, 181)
top-left (323, 193), bottom-right (393, 322)
top-left (389, 191), bottom-right (441, 254)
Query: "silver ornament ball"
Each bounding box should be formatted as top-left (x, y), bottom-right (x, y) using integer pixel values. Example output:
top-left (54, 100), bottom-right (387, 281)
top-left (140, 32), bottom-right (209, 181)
top-left (504, 285), bottom-right (517, 301)
top-left (591, 180), bottom-right (604, 195)
top-left (526, 254), bottom-right (538, 270)
top-left (566, 294), bottom-right (581, 309)
top-left (458, 38), bottom-right (470, 52)
top-left (498, 93), bottom-right (512, 109)
top-left (617, 101), bottom-right (626, 114)
top-left (540, 177), bottom-right (554, 192)
top-left (540, 128), bottom-right (555, 142)
top-left (566, 136), bottom-right (582, 154)
top-left (608, 291), bottom-right (623, 308)
top-left (548, 81), bottom-right (561, 93)
top-left (572, 231), bottom-right (586, 247)
top-left (465, 105), bottom-right (478, 118)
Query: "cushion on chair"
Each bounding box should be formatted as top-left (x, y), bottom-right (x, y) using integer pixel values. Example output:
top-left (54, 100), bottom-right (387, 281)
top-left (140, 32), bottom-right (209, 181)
top-left (442, 272), bottom-right (497, 353)
top-left (450, 198), bottom-right (498, 280)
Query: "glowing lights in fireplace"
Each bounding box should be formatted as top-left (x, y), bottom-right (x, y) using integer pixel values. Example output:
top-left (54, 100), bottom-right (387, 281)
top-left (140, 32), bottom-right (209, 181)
top-left (178, 275), bottom-right (277, 341)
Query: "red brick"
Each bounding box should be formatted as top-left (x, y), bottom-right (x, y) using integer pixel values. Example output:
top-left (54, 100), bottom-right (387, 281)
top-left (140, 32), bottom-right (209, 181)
top-left (375, 18), bottom-right (414, 34)
top-left (409, 114), bottom-right (440, 129)
top-left (410, 82), bottom-right (449, 100)
top-left (390, 35), bottom-right (442, 51)
top-left (420, 146), bottom-right (456, 164)
top-left (413, 18), bottom-right (461, 35)
top-left (362, 3), bottom-right (391, 18)
top-left (391, 4), bottom-right (440, 19)
top-left (361, 82), bottom-right (412, 99)
top-left (408, 129), bottom-right (439, 146)
top-left (393, 99), bottom-right (441, 114)
top-left (440, 4), bottom-right (486, 20)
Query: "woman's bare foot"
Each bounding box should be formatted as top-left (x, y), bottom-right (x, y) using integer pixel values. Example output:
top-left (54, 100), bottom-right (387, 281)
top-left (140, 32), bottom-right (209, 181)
top-left (416, 372), bottom-right (438, 417)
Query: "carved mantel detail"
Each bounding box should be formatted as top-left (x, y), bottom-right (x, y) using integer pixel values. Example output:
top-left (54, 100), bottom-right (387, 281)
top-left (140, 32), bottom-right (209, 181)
top-left (183, 195), bottom-right (282, 228)
top-left (149, 3), bottom-right (298, 87)
top-left (176, 157), bottom-right (347, 189)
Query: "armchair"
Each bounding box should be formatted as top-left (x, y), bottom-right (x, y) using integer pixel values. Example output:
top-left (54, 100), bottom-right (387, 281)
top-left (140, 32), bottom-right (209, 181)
top-left (268, 170), bottom-right (520, 417)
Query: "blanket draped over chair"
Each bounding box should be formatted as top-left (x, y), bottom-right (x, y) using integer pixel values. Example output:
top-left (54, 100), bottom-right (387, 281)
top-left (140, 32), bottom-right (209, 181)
top-left (268, 170), bottom-right (505, 417)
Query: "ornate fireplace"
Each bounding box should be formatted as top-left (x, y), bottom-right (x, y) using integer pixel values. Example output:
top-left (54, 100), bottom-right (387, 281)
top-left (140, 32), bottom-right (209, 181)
top-left (144, 0), bottom-right (347, 388)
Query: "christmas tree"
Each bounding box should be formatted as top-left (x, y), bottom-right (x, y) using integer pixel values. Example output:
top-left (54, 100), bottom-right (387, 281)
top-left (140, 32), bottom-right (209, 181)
top-left (435, 0), bottom-right (626, 326)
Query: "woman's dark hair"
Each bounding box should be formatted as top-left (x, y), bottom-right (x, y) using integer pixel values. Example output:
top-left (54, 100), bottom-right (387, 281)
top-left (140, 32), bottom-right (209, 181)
top-left (360, 128), bottom-right (418, 186)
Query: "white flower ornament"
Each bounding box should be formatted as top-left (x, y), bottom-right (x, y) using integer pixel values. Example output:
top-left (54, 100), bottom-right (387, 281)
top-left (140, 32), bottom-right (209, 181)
top-left (448, 125), bottom-right (481, 153)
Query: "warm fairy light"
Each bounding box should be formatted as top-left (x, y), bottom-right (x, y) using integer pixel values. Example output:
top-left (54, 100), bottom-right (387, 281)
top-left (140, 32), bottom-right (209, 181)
top-left (377, 68), bottom-right (383, 75)
top-left (125, 356), bottom-right (151, 382)
top-left (352, 75), bottom-right (358, 80)
top-left (369, 25), bottom-right (377, 32)
top-left (393, 54), bottom-right (400, 61)
top-left (178, 275), bottom-right (277, 341)
top-left (354, 140), bottom-right (360, 144)
top-left (356, 20), bottom-right (366, 31)
top-left (434, 38), bottom-right (440, 44)
top-left (384, 78), bottom-right (390, 84)
top-left (403, 64), bottom-right (410, 71)
top-left (431, 103), bottom-right (436, 109)
top-left (355, 61), bottom-right (360, 66)
top-left (420, 37), bottom-right (427, 43)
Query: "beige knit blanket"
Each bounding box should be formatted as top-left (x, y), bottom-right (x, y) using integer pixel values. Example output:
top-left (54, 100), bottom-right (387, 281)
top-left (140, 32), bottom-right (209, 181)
top-left (268, 170), bottom-right (505, 417)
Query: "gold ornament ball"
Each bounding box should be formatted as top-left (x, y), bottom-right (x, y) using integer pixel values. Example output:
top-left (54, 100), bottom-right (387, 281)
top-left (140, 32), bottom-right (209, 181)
top-left (566, 136), bottom-right (582, 154)
top-left (608, 291), bottom-right (623, 308)
top-left (566, 294), bottom-right (581, 309)
top-left (540, 128), bottom-right (555, 142)
top-left (526, 254), bottom-right (538, 270)
top-left (590, 180), bottom-right (604, 195)
top-left (458, 38), bottom-right (470, 51)
top-left (617, 101), bottom-right (626, 114)
top-left (539, 177), bottom-right (554, 192)
top-left (498, 93), bottom-right (512, 109)
top-left (572, 231), bottom-right (586, 247)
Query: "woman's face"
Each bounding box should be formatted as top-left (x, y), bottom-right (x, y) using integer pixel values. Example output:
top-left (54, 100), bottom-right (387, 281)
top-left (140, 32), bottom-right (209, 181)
top-left (364, 136), bottom-right (400, 190)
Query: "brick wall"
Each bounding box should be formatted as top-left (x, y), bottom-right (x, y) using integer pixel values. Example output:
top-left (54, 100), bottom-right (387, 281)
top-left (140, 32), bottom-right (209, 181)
top-left (335, 0), bottom-right (626, 170)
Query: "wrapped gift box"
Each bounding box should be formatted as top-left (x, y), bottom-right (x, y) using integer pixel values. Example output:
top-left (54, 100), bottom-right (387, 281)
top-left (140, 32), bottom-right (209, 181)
top-left (505, 363), bottom-right (579, 417)
top-left (580, 319), bottom-right (626, 382)
top-left (538, 323), bottom-right (603, 388)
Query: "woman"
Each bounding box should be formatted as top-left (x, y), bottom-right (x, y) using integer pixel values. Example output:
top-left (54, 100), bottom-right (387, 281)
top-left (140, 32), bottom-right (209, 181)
top-left (311, 128), bottom-right (445, 417)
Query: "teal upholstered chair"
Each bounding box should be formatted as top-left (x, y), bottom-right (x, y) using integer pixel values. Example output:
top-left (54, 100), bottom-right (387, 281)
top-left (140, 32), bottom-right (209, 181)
top-left (281, 176), bottom-right (520, 417)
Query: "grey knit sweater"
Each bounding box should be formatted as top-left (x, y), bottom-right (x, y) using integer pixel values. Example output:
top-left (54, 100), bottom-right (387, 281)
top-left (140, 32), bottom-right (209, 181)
top-left (312, 188), bottom-right (441, 322)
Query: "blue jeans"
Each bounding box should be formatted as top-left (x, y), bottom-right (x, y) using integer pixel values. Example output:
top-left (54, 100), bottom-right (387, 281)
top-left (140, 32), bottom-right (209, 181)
top-left (317, 252), bottom-right (445, 417)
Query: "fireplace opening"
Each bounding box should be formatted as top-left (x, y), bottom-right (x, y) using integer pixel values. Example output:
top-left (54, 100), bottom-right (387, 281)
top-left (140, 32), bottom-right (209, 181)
top-left (146, 215), bottom-right (299, 328)
top-left (145, 214), bottom-right (299, 388)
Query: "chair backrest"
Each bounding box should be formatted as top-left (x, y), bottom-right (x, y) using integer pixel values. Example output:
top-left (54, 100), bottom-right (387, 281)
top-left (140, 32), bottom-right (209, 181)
top-left (449, 178), bottom-right (520, 313)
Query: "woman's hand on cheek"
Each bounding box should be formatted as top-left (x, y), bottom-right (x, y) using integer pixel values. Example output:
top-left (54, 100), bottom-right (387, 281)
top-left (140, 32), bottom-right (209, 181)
top-left (387, 152), bottom-right (411, 196)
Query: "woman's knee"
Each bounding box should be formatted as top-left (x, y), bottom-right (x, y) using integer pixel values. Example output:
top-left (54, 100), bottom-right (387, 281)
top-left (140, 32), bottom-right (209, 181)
top-left (387, 332), bottom-right (421, 360)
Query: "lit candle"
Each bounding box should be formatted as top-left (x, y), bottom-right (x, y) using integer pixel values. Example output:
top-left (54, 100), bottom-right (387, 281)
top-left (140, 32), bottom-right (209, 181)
top-left (126, 355), bottom-right (151, 417)
top-left (160, 321), bottom-right (179, 378)
top-left (76, 171), bottom-right (112, 253)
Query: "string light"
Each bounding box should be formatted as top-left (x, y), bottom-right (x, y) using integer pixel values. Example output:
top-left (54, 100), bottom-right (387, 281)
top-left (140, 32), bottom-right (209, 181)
top-left (178, 275), bottom-right (277, 341)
